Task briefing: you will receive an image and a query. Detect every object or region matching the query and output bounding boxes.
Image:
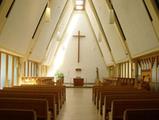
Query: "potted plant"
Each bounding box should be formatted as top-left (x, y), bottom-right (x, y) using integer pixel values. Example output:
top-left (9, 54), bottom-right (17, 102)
top-left (55, 71), bottom-right (64, 85)
top-left (55, 71), bottom-right (64, 79)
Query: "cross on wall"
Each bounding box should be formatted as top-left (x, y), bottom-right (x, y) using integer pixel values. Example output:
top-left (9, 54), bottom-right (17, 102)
top-left (73, 31), bottom-right (86, 63)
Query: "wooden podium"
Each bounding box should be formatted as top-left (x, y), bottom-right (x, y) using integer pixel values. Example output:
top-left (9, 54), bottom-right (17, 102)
top-left (73, 77), bottom-right (84, 86)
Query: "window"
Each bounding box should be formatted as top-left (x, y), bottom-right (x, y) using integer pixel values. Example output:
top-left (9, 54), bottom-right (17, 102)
top-left (75, 0), bottom-right (85, 11)
top-left (0, 52), bottom-right (20, 89)
top-left (14, 57), bottom-right (18, 85)
top-left (24, 60), bottom-right (38, 77)
top-left (0, 53), bottom-right (6, 89)
top-left (8, 55), bottom-right (12, 87)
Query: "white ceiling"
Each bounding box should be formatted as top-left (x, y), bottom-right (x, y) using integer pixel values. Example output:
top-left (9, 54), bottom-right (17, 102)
top-left (0, 0), bottom-right (159, 66)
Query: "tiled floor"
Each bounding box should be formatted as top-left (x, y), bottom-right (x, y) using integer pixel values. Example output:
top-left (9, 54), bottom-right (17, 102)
top-left (57, 88), bottom-right (102, 120)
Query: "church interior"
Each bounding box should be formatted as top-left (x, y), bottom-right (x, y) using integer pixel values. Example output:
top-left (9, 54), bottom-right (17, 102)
top-left (0, 0), bottom-right (159, 120)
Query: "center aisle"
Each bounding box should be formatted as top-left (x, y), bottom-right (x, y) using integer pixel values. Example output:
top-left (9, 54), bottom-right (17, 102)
top-left (57, 88), bottom-right (101, 120)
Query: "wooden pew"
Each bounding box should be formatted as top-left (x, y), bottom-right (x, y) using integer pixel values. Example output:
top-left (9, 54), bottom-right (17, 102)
top-left (0, 108), bottom-right (37, 120)
top-left (11, 84), bottom-right (66, 105)
top-left (123, 108), bottom-right (159, 120)
top-left (110, 99), bottom-right (159, 120)
top-left (97, 86), bottom-right (145, 110)
top-left (0, 98), bottom-right (49, 120)
top-left (3, 86), bottom-right (62, 114)
top-left (103, 93), bottom-right (159, 120)
top-left (0, 91), bottom-right (56, 120)
top-left (95, 85), bottom-right (136, 104)
top-left (99, 89), bottom-right (149, 114)
top-left (92, 77), bottom-right (136, 104)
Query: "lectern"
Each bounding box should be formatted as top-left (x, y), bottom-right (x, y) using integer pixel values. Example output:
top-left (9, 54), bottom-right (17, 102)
top-left (73, 77), bottom-right (84, 86)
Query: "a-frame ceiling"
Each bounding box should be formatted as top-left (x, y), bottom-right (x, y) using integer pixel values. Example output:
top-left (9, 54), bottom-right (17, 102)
top-left (0, 0), bottom-right (159, 66)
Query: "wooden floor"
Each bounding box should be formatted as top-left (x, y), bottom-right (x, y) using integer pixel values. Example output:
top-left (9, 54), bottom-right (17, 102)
top-left (57, 88), bottom-right (101, 120)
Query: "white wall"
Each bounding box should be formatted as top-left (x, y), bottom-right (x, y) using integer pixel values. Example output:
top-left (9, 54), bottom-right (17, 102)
top-left (48, 11), bottom-right (108, 83)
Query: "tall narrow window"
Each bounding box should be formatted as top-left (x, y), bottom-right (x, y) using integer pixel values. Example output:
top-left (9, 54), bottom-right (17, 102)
top-left (1, 53), bottom-right (6, 89)
top-left (8, 55), bottom-right (12, 87)
top-left (29, 61), bottom-right (32, 76)
top-left (129, 62), bottom-right (132, 78)
top-left (14, 57), bottom-right (18, 85)
top-left (32, 63), bottom-right (34, 76)
top-left (125, 62), bottom-right (128, 78)
top-left (25, 61), bottom-right (28, 76)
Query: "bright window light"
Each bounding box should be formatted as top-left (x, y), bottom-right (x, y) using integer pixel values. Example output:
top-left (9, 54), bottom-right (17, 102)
top-left (75, 5), bottom-right (83, 10)
top-left (47, 14), bottom-right (80, 76)
top-left (75, 0), bottom-right (85, 10)
top-left (76, 0), bottom-right (84, 5)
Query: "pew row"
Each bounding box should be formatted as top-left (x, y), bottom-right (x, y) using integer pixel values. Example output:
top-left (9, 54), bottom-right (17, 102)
top-left (99, 89), bottom-right (149, 113)
top-left (3, 86), bottom-right (63, 114)
top-left (103, 93), bottom-right (159, 120)
top-left (123, 108), bottom-right (159, 120)
top-left (0, 98), bottom-right (50, 120)
top-left (110, 99), bottom-right (159, 120)
top-left (0, 108), bottom-right (37, 120)
top-left (0, 91), bottom-right (56, 120)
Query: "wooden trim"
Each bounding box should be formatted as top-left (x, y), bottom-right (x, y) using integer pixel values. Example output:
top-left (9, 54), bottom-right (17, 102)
top-left (0, 50), bottom-right (20, 58)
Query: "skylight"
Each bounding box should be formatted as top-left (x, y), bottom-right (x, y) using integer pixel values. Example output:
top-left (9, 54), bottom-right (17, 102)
top-left (75, 0), bottom-right (85, 11)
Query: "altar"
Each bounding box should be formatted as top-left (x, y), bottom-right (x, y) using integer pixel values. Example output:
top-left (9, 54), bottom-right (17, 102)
top-left (73, 77), bottom-right (84, 86)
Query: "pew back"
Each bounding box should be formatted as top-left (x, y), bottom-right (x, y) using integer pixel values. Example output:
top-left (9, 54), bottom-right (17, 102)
top-left (0, 98), bottom-right (49, 120)
top-left (0, 108), bottom-right (37, 120)
top-left (123, 108), bottom-right (159, 120)
top-left (111, 99), bottom-right (159, 120)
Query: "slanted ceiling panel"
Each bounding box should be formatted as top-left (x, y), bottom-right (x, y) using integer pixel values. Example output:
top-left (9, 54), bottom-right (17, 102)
top-left (92, 0), bottom-right (127, 63)
top-left (111, 0), bottom-right (159, 57)
top-left (0, 0), bottom-right (47, 55)
top-left (30, 0), bottom-right (68, 62)
top-left (85, 1), bottom-right (113, 65)
top-left (42, 0), bottom-right (74, 65)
